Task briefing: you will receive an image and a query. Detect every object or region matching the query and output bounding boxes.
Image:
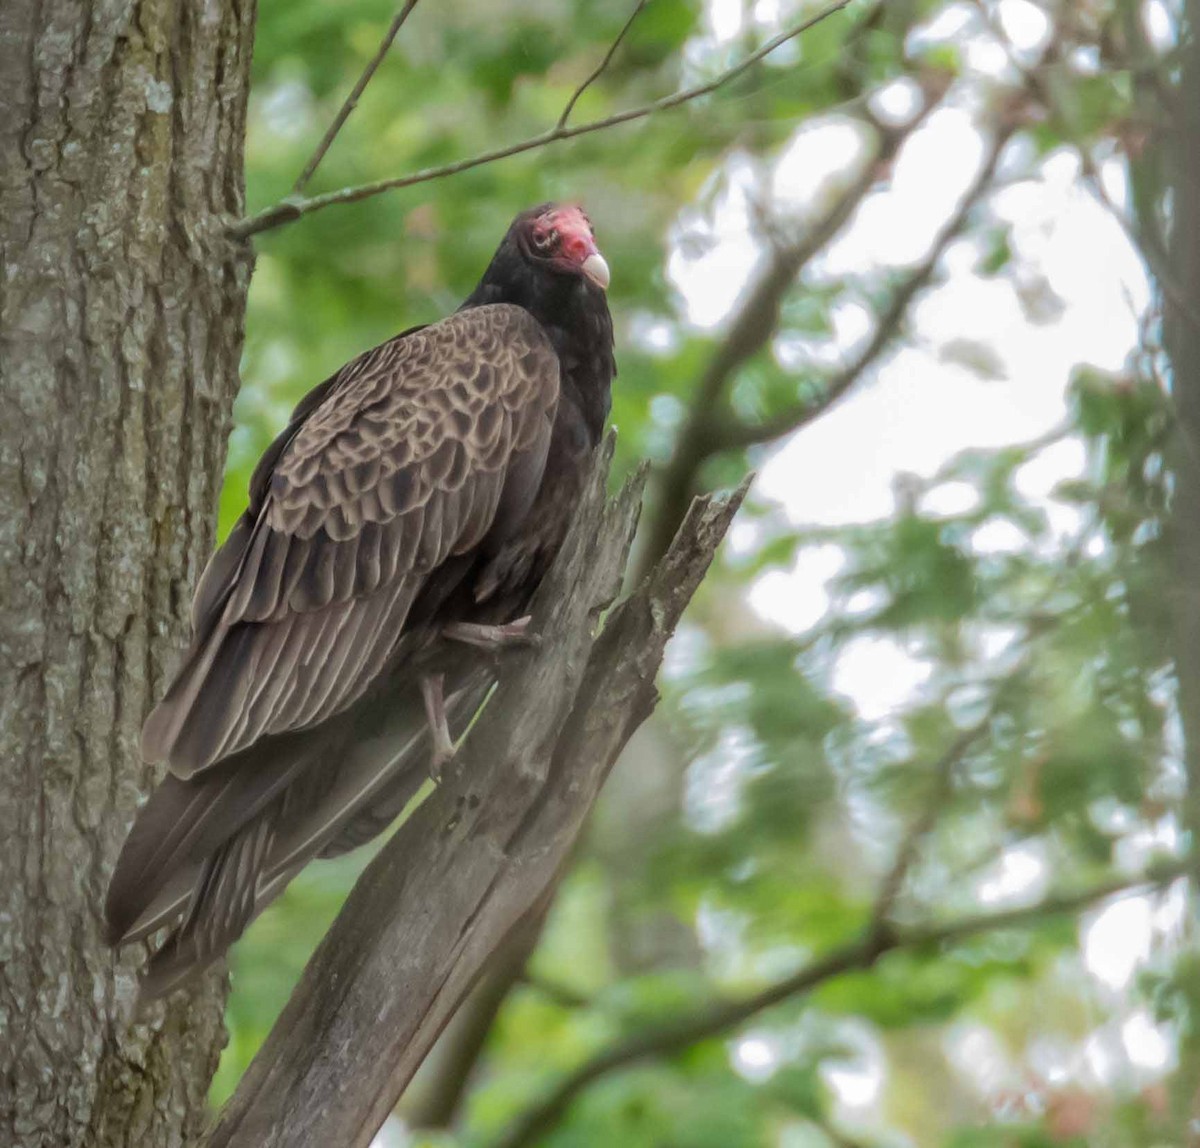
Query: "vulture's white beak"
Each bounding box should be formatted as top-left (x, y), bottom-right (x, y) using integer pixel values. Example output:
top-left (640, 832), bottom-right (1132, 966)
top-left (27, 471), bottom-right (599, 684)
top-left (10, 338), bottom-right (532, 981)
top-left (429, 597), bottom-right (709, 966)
top-left (582, 252), bottom-right (610, 291)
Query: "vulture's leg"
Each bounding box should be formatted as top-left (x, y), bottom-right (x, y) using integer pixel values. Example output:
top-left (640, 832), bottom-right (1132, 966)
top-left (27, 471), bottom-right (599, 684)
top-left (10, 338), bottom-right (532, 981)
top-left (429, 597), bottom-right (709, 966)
top-left (420, 673), bottom-right (455, 780)
top-left (442, 615), bottom-right (538, 652)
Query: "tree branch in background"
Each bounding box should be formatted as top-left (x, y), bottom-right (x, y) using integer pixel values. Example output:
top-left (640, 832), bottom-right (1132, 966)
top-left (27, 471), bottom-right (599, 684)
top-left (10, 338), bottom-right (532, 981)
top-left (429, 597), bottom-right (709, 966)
top-left (1077, 173), bottom-right (1200, 333)
top-left (637, 111), bottom-right (1004, 575)
top-left (402, 925), bottom-right (545, 1129)
top-left (869, 616), bottom-right (1066, 933)
top-left (518, 970), bottom-right (595, 1011)
top-left (557, 0), bottom-right (648, 130)
top-left (207, 441), bottom-right (747, 1148)
top-left (726, 125), bottom-right (1009, 450)
top-left (231, 0), bottom-right (853, 239)
top-left (292, 0), bottom-right (422, 195)
top-left (486, 857), bottom-right (1190, 1148)
top-left (634, 111), bottom-right (921, 577)
top-left (870, 693), bottom-right (1002, 931)
top-left (812, 1116), bottom-right (872, 1148)
top-left (968, 0), bottom-right (1200, 334)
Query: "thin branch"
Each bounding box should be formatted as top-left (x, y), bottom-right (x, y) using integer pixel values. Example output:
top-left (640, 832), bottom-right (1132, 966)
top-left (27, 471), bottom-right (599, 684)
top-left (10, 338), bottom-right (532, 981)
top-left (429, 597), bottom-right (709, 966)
top-left (721, 126), bottom-right (1010, 451)
top-left (1164, 14), bottom-right (1200, 1134)
top-left (634, 90), bottom-right (949, 576)
top-left (557, 0), bottom-right (648, 130)
top-left (231, 0), bottom-right (853, 239)
top-left (869, 690), bottom-right (1006, 930)
top-left (486, 858), bottom-right (1191, 1148)
top-left (519, 970), bottom-right (594, 1011)
top-left (1080, 172), bottom-right (1200, 334)
top-left (292, 0), bottom-right (422, 196)
top-left (812, 1116), bottom-right (872, 1148)
top-left (869, 616), bottom-right (1067, 931)
top-left (967, 0), bottom-right (1200, 334)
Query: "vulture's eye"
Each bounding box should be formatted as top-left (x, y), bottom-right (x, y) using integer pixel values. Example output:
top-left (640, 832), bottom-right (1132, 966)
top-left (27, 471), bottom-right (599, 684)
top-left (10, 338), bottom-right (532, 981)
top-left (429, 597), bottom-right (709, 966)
top-left (534, 229), bottom-right (557, 251)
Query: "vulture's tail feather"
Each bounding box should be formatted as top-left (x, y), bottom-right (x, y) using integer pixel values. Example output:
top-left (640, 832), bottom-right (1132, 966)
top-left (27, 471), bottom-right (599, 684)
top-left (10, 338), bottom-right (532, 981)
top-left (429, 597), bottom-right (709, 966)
top-left (107, 666), bottom-right (494, 1001)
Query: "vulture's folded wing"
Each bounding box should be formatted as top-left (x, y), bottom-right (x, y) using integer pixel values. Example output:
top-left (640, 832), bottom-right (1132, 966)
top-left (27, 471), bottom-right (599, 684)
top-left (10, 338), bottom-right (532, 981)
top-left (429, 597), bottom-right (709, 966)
top-left (142, 303), bottom-right (559, 779)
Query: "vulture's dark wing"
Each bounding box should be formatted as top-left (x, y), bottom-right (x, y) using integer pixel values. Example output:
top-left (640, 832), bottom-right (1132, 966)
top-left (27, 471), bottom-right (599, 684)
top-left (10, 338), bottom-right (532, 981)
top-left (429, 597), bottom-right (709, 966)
top-left (142, 303), bottom-right (559, 778)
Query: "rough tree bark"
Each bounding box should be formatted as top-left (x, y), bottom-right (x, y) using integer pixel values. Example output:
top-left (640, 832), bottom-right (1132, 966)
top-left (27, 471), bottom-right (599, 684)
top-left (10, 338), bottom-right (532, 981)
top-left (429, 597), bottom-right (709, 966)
top-left (0, 1), bottom-right (255, 1144)
top-left (206, 441), bottom-right (746, 1148)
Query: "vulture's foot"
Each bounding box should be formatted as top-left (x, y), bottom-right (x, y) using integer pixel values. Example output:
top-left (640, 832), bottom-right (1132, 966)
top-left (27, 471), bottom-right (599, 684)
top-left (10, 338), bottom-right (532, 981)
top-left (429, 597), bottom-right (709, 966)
top-left (420, 673), bottom-right (456, 781)
top-left (442, 615), bottom-right (539, 653)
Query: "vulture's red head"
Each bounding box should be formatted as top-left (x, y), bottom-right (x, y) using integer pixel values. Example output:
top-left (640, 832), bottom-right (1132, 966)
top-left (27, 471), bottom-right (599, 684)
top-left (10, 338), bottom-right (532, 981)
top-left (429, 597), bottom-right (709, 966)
top-left (463, 202), bottom-right (615, 399)
top-left (516, 203), bottom-right (610, 291)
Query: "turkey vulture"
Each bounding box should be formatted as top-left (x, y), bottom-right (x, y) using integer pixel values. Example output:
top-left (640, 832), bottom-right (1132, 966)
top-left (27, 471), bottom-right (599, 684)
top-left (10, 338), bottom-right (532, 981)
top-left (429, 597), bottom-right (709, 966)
top-left (105, 203), bottom-right (615, 998)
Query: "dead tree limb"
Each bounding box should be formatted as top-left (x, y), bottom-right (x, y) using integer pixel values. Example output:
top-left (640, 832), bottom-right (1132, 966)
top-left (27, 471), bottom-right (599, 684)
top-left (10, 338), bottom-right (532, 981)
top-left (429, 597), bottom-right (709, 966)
top-left (206, 437), bottom-right (748, 1148)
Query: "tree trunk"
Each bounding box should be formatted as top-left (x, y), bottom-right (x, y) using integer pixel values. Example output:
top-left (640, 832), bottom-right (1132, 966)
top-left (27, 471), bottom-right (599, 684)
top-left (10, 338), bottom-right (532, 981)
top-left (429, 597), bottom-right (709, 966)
top-left (0, 0), bottom-right (255, 1144)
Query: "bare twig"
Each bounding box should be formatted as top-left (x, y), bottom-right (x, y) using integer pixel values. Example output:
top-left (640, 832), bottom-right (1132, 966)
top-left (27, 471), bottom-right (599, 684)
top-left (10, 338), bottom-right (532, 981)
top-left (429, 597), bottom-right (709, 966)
top-left (870, 705), bottom-right (997, 930)
top-left (519, 970), bottom-right (594, 1011)
top-left (557, 0), bottom-right (648, 130)
top-left (722, 126), bottom-right (1010, 451)
top-left (486, 858), bottom-right (1190, 1148)
top-left (1079, 173), bottom-right (1200, 334)
top-left (641, 123), bottom-right (1006, 571)
top-left (868, 637), bottom-right (1046, 932)
top-left (292, 0), bottom-right (422, 195)
top-left (968, 0), bottom-right (1200, 334)
top-left (635, 92), bottom-right (949, 576)
top-left (232, 0), bottom-right (853, 239)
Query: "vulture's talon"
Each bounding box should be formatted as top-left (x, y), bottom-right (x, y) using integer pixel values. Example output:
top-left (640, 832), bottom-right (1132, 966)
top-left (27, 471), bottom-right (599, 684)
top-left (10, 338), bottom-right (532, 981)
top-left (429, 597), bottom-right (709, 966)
top-left (428, 747), bottom-right (455, 784)
top-left (443, 615), bottom-right (539, 653)
top-left (421, 673), bottom-right (456, 782)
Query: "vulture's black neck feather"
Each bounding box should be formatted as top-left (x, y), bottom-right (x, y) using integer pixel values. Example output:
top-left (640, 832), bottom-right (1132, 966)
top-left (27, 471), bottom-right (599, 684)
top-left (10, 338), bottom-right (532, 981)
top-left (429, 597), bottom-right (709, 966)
top-left (461, 242), bottom-right (615, 447)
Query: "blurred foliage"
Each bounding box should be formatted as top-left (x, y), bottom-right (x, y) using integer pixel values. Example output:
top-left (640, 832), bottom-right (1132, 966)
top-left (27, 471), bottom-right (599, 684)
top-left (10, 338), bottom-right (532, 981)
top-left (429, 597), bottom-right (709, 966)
top-left (211, 0), bottom-right (1192, 1145)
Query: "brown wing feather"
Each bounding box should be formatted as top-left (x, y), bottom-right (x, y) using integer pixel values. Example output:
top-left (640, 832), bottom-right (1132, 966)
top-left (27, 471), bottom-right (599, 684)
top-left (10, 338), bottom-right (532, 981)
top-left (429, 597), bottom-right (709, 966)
top-left (142, 304), bottom-right (558, 778)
